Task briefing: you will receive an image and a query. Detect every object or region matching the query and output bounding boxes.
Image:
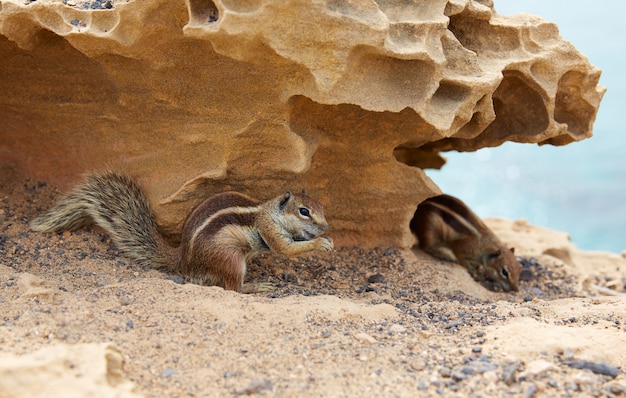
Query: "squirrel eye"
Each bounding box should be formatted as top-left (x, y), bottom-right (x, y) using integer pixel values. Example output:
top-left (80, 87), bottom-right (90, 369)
top-left (501, 268), bottom-right (509, 278)
top-left (299, 207), bottom-right (311, 217)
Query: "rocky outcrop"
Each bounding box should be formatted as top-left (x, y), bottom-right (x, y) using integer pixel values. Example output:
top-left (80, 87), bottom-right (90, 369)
top-left (0, 0), bottom-right (604, 247)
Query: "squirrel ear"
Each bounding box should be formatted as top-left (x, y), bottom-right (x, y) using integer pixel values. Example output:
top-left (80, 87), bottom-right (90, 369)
top-left (279, 192), bottom-right (292, 210)
top-left (510, 247), bottom-right (515, 254)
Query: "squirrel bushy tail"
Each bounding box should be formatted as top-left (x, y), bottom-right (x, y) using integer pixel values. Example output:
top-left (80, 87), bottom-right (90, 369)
top-left (30, 171), bottom-right (174, 269)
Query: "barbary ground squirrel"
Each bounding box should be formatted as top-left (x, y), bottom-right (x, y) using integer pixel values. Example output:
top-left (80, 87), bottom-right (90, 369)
top-left (30, 171), bottom-right (334, 292)
top-left (410, 194), bottom-right (521, 292)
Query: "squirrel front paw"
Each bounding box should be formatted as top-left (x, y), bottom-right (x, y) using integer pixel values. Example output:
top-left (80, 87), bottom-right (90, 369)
top-left (318, 236), bottom-right (334, 252)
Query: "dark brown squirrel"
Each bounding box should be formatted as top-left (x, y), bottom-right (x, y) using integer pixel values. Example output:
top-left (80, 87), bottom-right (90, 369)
top-left (30, 171), bottom-right (334, 292)
top-left (410, 194), bottom-right (521, 292)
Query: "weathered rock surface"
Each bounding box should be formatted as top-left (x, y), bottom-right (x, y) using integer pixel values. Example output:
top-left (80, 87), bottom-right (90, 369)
top-left (0, 343), bottom-right (140, 398)
top-left (0, 0), bottom-right (604, 247)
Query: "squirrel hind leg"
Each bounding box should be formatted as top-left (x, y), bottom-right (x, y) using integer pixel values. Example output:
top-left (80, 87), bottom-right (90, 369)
top-left (183, 250), bottom-right (247, 292)
top-left (221, 255), bottom-right (247, 293)
top-left (424, 245), bottom-right (458, 263)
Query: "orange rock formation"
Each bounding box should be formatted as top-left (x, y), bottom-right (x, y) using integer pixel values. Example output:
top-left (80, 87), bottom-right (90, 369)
top-left (0, 0), bottom-right (604, 247)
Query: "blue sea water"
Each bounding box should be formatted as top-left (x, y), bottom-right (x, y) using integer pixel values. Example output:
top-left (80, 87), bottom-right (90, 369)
top-left (429, 1), bottom-right (626, 253)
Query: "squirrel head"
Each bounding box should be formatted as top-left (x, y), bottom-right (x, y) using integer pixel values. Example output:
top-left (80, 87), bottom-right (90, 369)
top-left (276, 191), bottom-right (329, 241)
top-left (481, 247), bottom-right (521, 292)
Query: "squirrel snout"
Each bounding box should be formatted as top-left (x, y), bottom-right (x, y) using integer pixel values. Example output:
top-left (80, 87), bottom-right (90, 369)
top-left (295, 223), bottom-right (327, 241)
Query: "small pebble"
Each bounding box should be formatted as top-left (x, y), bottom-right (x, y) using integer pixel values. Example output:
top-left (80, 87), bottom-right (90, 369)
top-left (383, 247), bottom-right (397, 256)
top-left (353, 332), bottom-right (377, 344)
top-left (235, 379), bottom-right (273, 395)
top-left (608, 382), bottom-right (626, 395)
top-left (572, 371), bottom-right (598, 386)
top-left (161, 367), bottom-right (175, 378)
top-left (451, 369), bottom-right (467, 381)
top-left (367, 273), bottom-right (385, 284)
top-left (524, 383), bottom-right (537, 398)
top-left (564, 360), bottom-right (621, 377)
top-left (501, 362), bottom-right (520, 385)
top-left (461, 361), bottom-right (496, 375)
top-left (521, 359), bottom-right (557, 378)
top-left (439, 367), bottom-right (451, 378)
top-left (562, 348), bottom-right (575, 360)
top-left (389, 324), bottom-right (406, 334)
top-left (411, 359), bottom-right (426, 372)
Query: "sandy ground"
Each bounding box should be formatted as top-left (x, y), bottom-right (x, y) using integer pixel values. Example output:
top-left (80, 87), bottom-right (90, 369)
top-left (1, 166), bottom-right (625, 397)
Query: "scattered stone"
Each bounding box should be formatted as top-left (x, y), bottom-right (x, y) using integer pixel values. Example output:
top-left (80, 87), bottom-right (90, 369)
top-left (445, 319), bottom-right (463, 329)
top-left (235, 379), bottom-right (274, 395)
top-left (564, 360), bottom-right (621, 378)
top-left (572, 370), bottom-right (599, 386)
top-left (520, 360), bottom-right (558, 379)
top-left (161, 367), bottom-right (175, 378)
top-left (353, 332), bottom-right (377, 345)
top-left (501, 362), bottom-right (520, 385)
top-left (524, 383), bottom-right (537, 398)
top-left (439, 367), bottom-right (451, 378)
top-left (451, 369), bottom-right (467, 381)
top-left (459, 360), bottom-right (497, 375)
top-left (410, 359), bottom-right (427, 372)
top-left (562, 348), bottom-right (575, 360)
top-left (389, 324), bottom-right (406, 334)
top-left (607, 382), bottom-right (626, 395)
top-left (383, 247), bottom-right (398, 256)
top-left (367, 274), bottom-right (385, 284)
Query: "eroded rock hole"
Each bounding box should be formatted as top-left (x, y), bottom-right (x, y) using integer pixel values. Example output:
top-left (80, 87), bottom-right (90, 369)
top-left (431, 81), bottom-right (471, 113)
top-left (393, 146), bottom-right (446, 170)
top-left (432, 81), bottom-right (470, 104)
top-left (189, 0), bottom-right (219, 24)
top-left (555, 71), bottom-right (596, 137)
top-left (481, 73), bottom-right (549, 142)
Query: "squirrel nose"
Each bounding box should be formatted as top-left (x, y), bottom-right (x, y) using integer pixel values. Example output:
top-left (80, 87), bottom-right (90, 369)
top-left (501, 281), bottom-right (517, 292)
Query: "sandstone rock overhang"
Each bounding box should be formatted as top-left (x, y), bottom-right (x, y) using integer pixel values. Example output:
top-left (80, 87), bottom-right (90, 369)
top-left (0, 0), bottom-right (605, 247)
